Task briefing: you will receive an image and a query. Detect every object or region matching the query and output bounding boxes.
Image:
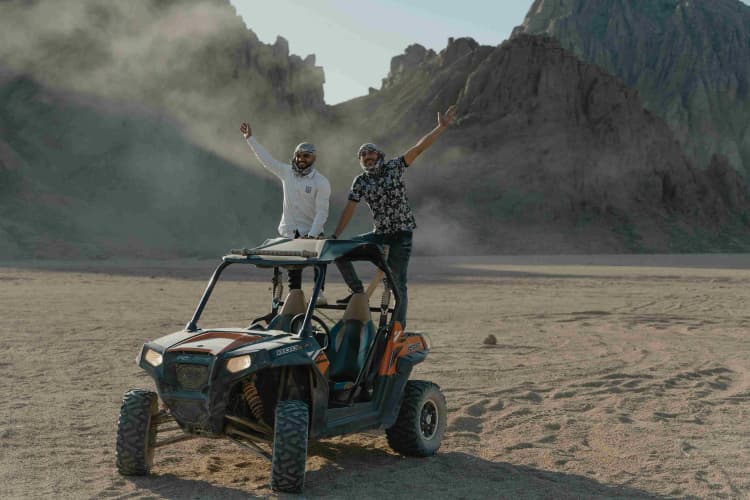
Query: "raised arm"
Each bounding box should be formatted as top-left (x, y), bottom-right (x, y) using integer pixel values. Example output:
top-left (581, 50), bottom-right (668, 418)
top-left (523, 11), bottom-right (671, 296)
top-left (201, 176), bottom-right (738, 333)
top-left (240, 121), bottom-right (289, 178)
top-left (332, 200), bottom-right (358, 238)
top-left (403, 105), bottom-right (457, 167)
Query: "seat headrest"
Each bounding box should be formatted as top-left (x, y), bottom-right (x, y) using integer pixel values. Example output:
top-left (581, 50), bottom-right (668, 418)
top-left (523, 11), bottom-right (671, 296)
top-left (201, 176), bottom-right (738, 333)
top-left (342, 292), bottom-right (371, 323)
top-left (279, 289), bottom-right (307, 316)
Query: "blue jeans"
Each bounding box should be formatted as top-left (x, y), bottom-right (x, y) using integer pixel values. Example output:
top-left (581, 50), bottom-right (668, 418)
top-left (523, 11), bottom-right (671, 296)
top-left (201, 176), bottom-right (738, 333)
top-left (336, 230), bottom-right (412, 327)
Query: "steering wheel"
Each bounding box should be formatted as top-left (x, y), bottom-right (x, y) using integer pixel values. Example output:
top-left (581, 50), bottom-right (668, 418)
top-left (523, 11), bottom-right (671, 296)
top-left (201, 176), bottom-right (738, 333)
top-left (290, 314), bottom-right (330, 349)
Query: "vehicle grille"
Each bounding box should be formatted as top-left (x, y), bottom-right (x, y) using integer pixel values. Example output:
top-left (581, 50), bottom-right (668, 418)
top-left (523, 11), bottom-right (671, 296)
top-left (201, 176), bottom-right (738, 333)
top-left (175, 363), bottom-right (209, 391)
top-left (170, 398), bottom-right (207, 424)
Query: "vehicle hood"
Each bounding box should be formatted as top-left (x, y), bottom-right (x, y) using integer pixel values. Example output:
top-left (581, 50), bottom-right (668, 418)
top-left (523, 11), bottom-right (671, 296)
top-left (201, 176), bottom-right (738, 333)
top-left (150, 329), bottom-right (274, 356)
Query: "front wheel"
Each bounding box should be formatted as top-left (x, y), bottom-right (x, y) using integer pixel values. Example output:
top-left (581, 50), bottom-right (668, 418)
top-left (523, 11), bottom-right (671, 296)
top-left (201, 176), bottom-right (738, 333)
top-left (386, 380), bottom-right (447, 457)
top-left (270, 400), bottom-right (309, 493)
top-left (115, 389), bottom-right (159, 475)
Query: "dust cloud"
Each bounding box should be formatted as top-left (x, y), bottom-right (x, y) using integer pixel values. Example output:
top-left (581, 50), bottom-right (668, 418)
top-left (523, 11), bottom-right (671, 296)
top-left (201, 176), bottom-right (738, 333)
top-left (0, 0), bottom-right (323, 167)
top-left (0, 0), bottom-right (496, 256)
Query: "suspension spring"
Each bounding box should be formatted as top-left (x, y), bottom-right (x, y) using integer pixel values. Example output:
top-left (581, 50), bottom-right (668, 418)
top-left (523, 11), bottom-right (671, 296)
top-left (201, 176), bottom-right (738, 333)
top-left (242, 377), bottom-right (265, 423)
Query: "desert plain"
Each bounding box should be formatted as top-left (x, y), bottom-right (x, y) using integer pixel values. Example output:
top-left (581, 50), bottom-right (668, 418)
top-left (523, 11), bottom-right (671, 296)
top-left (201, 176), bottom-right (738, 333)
top-left (1, 254), bottom-right (749, 499)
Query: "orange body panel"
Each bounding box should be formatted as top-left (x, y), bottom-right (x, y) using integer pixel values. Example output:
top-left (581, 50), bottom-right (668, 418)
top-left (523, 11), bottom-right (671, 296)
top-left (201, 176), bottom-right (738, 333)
top-left (377, 323), bottom-right (427, 376)
top-left (314, 351), bottom-right (330, 376)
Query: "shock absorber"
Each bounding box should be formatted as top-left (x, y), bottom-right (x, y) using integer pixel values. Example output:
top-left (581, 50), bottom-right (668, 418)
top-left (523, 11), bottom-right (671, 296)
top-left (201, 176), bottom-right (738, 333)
top-left (271, 266), bottom-right (283, 314)
top-left (242, 377), bottom-right (265, 423)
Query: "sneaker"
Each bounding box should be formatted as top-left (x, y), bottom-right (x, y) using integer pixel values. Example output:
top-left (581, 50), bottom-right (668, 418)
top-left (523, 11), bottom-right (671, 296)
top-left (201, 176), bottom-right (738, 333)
top-left (316, 290), bottom-right (328, 306)
top-left (336, 293), bottom-right (353, 305)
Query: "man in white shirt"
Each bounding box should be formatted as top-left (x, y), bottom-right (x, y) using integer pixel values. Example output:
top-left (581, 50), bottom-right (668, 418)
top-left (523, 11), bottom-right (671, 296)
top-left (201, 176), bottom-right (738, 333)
top-left (240, 121), bottom-right (331, 302)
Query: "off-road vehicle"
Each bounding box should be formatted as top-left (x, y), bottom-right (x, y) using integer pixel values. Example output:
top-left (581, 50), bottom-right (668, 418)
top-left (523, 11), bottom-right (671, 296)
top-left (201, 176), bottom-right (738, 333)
top-left (115, 237), bottom-right (447, 493)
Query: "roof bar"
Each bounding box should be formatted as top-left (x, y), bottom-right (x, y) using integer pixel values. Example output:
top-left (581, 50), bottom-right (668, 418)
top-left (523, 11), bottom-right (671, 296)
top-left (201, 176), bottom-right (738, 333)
top-left (230, 248), bottom-right (319, 258)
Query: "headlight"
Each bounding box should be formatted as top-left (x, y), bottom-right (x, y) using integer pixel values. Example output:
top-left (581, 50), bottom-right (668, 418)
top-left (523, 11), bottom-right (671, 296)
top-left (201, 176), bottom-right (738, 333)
top-left (144, 348), bottom-right (163, 367)
top-left (226, 355), bottom-right (252, 373)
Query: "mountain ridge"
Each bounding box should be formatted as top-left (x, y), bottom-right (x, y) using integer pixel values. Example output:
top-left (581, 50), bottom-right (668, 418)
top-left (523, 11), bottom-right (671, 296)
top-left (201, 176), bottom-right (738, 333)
top-left (1, 0), bottom-right (749, 257)
top-left (328, 33), bottom-right (750, 253)
top-left (518, 0), bottom-right (750, 176)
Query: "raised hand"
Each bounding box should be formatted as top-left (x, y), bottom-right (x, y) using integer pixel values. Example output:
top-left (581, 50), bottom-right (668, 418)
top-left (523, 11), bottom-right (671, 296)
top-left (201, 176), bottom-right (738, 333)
top-left (240, 122), bottom-right (252, 138)
top-left (438, 105), bottom-right (457, 128)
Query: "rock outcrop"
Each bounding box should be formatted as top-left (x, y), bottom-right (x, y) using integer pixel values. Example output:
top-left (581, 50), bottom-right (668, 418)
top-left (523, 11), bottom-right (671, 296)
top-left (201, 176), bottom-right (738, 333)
top-left (0, 0), bottom-right (328, 258)
top-left (381, 44), bottom-right (436, 90)
top-left (1, 0), bottom-right (749, 257)
top-left (517, 0), bottom-right (750, 176)
top-left (0, 0), bottom-right (328, 155)
top-left (0, 75), bottom-right (281, 258)
top-left (329, 34), bottom-right (750, 253)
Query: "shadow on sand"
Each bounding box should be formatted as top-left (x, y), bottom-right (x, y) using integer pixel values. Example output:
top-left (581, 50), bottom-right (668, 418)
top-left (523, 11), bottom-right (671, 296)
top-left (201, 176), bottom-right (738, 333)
top-left (117, 474), bottom-right (266, 500)
top-left (116, 441), bottom-right (670, 499)
top-left (304, 441), bottom-right (668, 499)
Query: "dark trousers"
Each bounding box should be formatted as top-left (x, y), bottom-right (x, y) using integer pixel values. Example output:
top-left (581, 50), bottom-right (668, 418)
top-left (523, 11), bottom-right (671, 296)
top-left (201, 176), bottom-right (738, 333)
top-left (288, 267), bottom-right (323, 291)
top-left (336, 230), bottom-right (412, 327)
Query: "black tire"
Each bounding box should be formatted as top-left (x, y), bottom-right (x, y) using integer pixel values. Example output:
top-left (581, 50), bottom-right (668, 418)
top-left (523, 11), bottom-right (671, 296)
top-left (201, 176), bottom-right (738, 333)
top-left (386, 380), bottom-right (447, 457)
top-left (116, 389), bottom-right (159, 475)
top-left (270, 400), bottom-right (309, 493)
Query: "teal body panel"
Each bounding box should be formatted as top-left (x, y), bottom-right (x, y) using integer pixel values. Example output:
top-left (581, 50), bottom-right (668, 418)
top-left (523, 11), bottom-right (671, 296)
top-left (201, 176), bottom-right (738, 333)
top-left (313, 349), bottom-right (428, 439)
top-left (132, 242), bottom-right (429, 442)
top-left (139, 328), bottom-right (329, 435)
top-left (138, 329), bottom-right (428, 439)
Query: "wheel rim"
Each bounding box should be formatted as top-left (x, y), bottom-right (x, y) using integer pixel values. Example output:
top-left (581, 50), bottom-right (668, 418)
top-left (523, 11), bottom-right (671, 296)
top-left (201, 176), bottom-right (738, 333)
top-left (419, 400), bottom-right (438, 440)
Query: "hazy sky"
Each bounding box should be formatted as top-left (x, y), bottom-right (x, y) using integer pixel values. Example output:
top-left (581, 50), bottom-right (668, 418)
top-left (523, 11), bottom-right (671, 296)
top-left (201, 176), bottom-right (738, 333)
top-left (229, 0), bottom-right (531, 104)
top-left (230, 0), bottom-right (750, 105)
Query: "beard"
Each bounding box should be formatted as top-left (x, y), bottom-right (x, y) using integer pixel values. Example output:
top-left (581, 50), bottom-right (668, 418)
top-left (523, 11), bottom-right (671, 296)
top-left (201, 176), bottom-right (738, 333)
top-left (360, 156), bottom-right (384, 176)
top-left (292, 159), bottom-right (314, 176)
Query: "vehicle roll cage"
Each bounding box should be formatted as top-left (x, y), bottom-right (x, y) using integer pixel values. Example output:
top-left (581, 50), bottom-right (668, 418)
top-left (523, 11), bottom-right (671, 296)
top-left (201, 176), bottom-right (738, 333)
top-left (185, 238), bottom-right (401, 335)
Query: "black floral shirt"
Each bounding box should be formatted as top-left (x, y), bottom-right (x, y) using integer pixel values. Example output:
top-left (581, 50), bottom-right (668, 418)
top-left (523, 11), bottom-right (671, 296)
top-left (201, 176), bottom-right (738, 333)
top-left (348, 156), bottom-right (417, 234)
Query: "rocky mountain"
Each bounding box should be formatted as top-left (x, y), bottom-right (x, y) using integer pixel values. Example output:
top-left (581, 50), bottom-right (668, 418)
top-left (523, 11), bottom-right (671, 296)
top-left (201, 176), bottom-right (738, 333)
top-left (1, 0), bottom-right (749, 257)
top-left (330, 34), bottom-right (750, 253)
top-left (517, 0), bottom-right (750, 176)
top-left (0, 0), bottom-right (330, 153)
top-left (0, 73), bottom-right (285, 258)
top-left (0, 0), bottom-right (328, 258)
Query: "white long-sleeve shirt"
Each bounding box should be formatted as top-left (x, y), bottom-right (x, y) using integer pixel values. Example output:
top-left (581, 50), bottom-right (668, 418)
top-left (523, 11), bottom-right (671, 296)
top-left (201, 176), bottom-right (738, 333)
top-left (246, 136), bottom-right (331, 238)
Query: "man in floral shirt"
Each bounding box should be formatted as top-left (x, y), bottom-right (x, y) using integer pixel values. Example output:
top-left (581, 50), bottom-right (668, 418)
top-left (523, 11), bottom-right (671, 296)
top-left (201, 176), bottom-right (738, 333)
top-left (332, 105), bottom-right (457, 326)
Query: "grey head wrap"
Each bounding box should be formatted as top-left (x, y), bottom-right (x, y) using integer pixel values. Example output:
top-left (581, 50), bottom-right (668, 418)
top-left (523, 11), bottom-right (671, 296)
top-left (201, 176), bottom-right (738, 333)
top-left (292, 142), bottom-right (316, 176)
top-left (357, 142), bottom-right (385, 176)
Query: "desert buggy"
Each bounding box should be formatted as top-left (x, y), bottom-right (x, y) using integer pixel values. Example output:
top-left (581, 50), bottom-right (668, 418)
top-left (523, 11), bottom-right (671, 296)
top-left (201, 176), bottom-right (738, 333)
top-left (115, 237), bottom-right (446, 493)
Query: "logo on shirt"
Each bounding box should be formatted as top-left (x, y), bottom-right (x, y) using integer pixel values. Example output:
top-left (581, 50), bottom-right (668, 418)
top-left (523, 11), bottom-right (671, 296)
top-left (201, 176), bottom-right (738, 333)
top-left (305, 185), bottom-right (312, 194)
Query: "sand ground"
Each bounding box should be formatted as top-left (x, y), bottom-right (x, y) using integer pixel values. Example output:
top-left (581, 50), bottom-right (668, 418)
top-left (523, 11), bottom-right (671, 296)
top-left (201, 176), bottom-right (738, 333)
top-left (1, 255), bottom-right (749, 499)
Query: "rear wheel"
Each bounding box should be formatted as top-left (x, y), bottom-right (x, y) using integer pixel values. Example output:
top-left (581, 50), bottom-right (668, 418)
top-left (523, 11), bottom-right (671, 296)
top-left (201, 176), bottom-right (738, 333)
top-left (386, 380), bottom-right (446, 457)
top-left (270, 400), bottom-right (309, 493)
top-left (116, 389), bottom-right (159, 475)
